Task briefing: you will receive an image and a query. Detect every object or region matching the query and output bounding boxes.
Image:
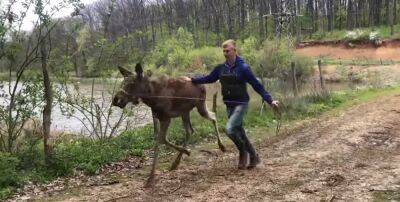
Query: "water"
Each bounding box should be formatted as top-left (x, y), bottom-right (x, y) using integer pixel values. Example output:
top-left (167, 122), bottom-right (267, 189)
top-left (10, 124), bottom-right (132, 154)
top-left (0, 79), bottom-right (153, 136)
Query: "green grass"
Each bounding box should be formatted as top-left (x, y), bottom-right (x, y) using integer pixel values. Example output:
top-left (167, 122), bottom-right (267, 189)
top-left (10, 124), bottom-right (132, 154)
top-left (320, 58), bottom-right (400, 66)
top-left (331, 86), bottom-right (400, 111)
top-left (1, 85), bottom-right (400, 200)
top-left (373, 189), bottom-right (400, 202)
top-left (306, 25), bottom-right (400, 42)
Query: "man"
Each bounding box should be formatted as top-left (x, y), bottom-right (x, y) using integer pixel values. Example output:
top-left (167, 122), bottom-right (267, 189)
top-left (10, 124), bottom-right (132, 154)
top-left (185, 39), bottom-right (279, 169)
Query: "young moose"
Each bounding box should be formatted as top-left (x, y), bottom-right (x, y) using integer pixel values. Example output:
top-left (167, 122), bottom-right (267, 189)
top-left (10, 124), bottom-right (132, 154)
top-left (112, 63), bottom-right (226, 187)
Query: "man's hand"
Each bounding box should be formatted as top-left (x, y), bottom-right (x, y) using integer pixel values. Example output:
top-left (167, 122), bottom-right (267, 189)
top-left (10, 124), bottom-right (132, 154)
top-left (182, 76), bottom-right (192, 82)
top-left (271, 100), bottom-right (279, 108)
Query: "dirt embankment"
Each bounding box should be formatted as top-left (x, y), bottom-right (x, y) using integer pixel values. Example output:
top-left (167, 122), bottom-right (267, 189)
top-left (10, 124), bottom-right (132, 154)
top-left (15, 91), bottom-right (400, 201)
top-left (296, 39), bottom-right (400, 61)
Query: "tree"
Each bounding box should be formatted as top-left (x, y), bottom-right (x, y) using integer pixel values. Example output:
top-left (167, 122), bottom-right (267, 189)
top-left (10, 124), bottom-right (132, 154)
top-left (35, 0), bottom-right (54, 165)
top-left (0, 0), bottom-right (47, 153)
top-left (394, 0), bottom-right (398, 25)
top-left (347, 0), bottom-right (354, 30)
top-left (327, 0), bottom-right (334, 31)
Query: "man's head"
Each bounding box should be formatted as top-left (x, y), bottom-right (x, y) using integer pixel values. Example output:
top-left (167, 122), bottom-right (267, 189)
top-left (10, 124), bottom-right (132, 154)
top-left (222, 39), bottom-right (237, 61)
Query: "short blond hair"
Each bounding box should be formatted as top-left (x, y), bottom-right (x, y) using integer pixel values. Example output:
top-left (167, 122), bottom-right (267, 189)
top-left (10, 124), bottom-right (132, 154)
top-left (222, 39), bottom-right (236, 49)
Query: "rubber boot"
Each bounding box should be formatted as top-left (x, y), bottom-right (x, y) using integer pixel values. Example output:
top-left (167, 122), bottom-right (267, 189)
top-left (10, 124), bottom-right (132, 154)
top-left (239, 127), bottom-right (260, 169)
top-left (227, 133), bottom-right (248, 169)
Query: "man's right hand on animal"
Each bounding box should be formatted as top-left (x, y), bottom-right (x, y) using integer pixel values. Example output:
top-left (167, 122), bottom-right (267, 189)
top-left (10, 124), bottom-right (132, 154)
top-left (182, 76), bottom-right (192, 82)
top-left (271, 100), bottom-right (279, 108)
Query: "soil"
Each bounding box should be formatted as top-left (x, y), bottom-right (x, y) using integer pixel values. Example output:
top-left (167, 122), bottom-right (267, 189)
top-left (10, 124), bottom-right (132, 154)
top-left (13, 92), bottom-right (400, 201)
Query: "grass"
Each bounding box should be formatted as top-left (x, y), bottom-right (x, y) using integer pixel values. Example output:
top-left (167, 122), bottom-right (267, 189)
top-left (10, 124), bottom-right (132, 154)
top-left (1, 85), bottom-right (400, 200)
top-left (334, 85), bottom-right (400, 110)
top-left (306, 24), bottom-right (400, 41)
top-left (320, 58), bottom-right (400, 66)
top-left (373, 189), bottom-right (400, 202)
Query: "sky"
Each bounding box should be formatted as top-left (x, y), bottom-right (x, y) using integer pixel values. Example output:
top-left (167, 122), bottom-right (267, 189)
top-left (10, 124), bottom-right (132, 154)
top-left (1, 0), bottom-right (96, 31)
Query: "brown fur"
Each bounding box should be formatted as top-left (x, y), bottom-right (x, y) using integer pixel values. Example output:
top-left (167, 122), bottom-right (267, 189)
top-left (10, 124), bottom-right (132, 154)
top-left (141, 76), bottom-right (207, 119)
top-left (112, 64), bottom-right (225, 188)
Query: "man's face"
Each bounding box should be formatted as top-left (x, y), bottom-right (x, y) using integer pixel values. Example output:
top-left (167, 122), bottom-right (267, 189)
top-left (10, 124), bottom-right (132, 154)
top-left (223, 44), bottom-right (236, 60)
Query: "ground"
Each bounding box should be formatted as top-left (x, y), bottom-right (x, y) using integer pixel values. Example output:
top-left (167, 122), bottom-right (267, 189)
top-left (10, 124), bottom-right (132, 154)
top-left (12, 90), bottom-right (400, 202)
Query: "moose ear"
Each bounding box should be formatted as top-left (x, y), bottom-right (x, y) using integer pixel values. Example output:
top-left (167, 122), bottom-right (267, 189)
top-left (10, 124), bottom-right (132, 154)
top-left (135, 63), bottom-right (143, 78)
top-left (118, 66), bottom-right (133, 77)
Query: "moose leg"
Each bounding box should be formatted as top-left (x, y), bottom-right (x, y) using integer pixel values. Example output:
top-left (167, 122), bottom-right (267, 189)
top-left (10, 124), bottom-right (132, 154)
top-left (188, 118), bottom-right (194, 134)
top-left (158, 118), bottom-right (191, 156)
top-left (197, 103), bottom-right (226, 152)
top-left (145, 115), bottom-right (160, 188)
top-left (170, 113), bottom-right (192, 170)
top-left (211, 115), bottom-right (226, 152)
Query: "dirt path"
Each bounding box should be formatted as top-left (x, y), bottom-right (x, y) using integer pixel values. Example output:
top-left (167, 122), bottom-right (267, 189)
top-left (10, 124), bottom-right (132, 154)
top-left (296, 44), bottom-right (400, 61)
top-left (21, 93), bottom-right (400, 201)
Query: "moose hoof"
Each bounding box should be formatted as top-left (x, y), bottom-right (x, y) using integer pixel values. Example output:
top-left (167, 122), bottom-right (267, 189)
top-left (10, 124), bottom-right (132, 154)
top-left (170, 153), bottom-right (183, 171)
top-left (219, 143), bottom-right (227, 153)
top-left (182, 149), bottom-right (191, 156)
top-left (144, 176), bottom-right (156, 188)
top-left (170, 161), bottom-right (180, 171)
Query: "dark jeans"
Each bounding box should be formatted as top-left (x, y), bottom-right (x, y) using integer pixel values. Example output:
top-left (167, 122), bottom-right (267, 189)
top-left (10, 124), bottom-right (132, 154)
top-left (226, 105), bottom-right (257, 157)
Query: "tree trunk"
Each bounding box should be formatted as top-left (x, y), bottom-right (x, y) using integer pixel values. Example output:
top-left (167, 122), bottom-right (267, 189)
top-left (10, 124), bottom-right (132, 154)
top-left (327, 0), bottom-right (334, 31)
top-left (314, 0), bottom-right (318, 32)
top-left (240, 0), bottom-right (246, 30)
top-left (386, 0), bottom-right (391, 25)
top-left (73, 55), bottom-right (80, 77)
top-left (375, 0), bottom-right (382, 25)
top-left (270, 0), bottom-right (279, 37)
top-left (355, 0), bottom-right (361, 27)
top-left (150, 11), bottom-right (156, 48)
top-left (391, 0), bottom-right (395, 35)
top-left (347, 0), bottom-right (354, 30)
top-left (338, 0), bottom-right (342, 30)
top-left (81, 50), bottom-right (88, 77)
top-left (262, 0), bottom-right (269, 36)
top-left (394, 0), bottom-right (398, 24)
top-left (258, 0), bottom-right (264, 39)
top-left (41, 34), bottom-right (52, 166)
top-left (368, 0), bottom-right (373, 26)
top-left (226, 0), bottom-right (234, 39)
top-left (297, 0), bottom-right (301, 13)
top-left (209, 1), bottom-right (221, 45)
top-left (306, 0), bottom-right (314, 32)
top-left (360, 0), bottom-right (367, 27)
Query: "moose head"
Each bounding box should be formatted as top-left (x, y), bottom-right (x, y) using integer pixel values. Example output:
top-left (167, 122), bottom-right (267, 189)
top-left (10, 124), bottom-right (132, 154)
top-left (112, 63), bottom-right (151, 108)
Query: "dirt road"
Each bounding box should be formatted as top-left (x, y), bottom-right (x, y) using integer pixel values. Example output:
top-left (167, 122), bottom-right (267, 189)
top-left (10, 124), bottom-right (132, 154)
top-left (296, 43), bottom-right (400, 61)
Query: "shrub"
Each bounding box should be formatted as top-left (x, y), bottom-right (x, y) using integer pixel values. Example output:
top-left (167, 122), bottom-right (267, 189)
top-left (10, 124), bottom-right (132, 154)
top-left (255, 39), bottom-right (293, 78)
top-left (344, 29), bottom-right (382, 43)
top-left (255, 39), bottom-right (313, 83)
top-left (16, 134), bottom-right (44, 170)
top-left (52, 139), bottom-right (127, 175)
top-left (188, 46), bottom-right (223, 71)
top-left (146, 27), bottom-right (195, 72)
top-left (51, 127), bottom-right (155, 175)
top-left (0, 187), bottom-right (13, 200)
top-left (237, 36), bottom-right (261, 67)
top-left (0, 153), bottom-right (21, 188)
top-left (292, 54), bottom-right (314, 83)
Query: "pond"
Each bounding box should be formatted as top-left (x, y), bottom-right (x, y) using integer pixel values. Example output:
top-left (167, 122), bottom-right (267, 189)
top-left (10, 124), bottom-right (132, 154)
top-left (0, 79), bottom-right (153, 136)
